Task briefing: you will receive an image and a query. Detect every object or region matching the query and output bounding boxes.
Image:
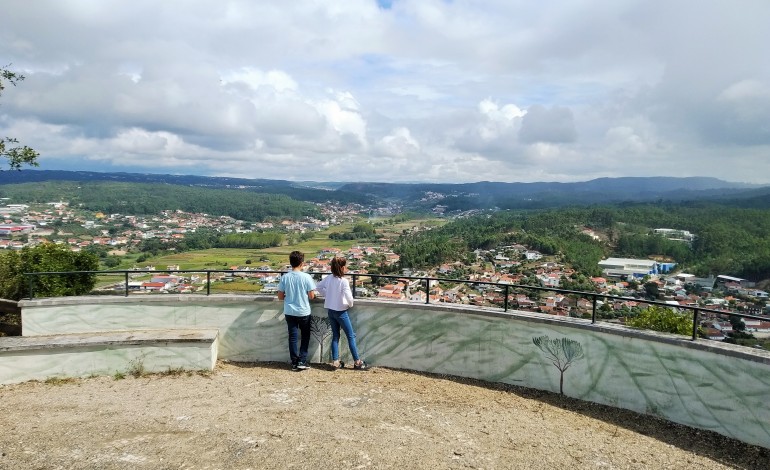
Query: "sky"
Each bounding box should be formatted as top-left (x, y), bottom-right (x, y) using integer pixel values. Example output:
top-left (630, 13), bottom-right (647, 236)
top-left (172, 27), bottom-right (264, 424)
top-left (1, 0), bottom-right (769, 184)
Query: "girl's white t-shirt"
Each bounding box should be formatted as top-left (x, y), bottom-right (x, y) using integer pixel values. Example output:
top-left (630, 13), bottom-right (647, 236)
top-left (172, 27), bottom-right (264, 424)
top-left (316, 274), bottom-right (354, 311)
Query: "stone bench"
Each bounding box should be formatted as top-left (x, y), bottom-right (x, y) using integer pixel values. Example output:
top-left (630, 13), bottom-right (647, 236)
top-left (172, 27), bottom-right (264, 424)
top-left (0, 328), bottom-right (219, 385)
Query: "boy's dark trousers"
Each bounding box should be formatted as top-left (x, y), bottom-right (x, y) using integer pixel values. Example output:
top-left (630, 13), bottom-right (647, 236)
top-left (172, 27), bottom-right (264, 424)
top-left (285, 314), bottom-right (312, 365)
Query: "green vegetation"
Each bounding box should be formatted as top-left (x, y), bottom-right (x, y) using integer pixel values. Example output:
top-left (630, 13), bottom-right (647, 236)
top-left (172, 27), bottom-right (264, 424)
top-left (217, 232), bottom-right (284, 249)
top-left (160, 367), bottom-right (186, 377)
top-left (393, 209), bottom-right (605, 275)
top-left (627, 305), bottom-right (694, 336)
top-left (126, 357), bottom-right (147, 378)
top-left (123, 222), bottom-right (363, 271)
top-left (209, 279), bottom-right (263, 294)
top-left (392, 202), bottom-right (770, 281)
top-left (0, 181), bottom-right (319, 221)
top-left (0, 243), bottom-right (99, 300)
top-left (329, 223), bottom-right (377, 240)
top-left (44, 376), bottom-right (78, 385)
top-left (607, 203), bottom-right (770, 279)
top-left (1, 67), bottom-right (39, 170)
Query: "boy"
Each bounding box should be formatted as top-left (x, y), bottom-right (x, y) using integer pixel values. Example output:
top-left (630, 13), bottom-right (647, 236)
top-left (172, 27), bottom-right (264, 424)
top-left (277, 250), bottom-right (316, 370)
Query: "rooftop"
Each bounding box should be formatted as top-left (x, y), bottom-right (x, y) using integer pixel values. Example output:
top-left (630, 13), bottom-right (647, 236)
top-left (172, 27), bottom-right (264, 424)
top-left (1, 361), bottom-right (766, 469)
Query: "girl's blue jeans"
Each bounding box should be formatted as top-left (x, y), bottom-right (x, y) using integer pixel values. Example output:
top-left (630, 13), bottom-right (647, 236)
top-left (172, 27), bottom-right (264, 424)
top-left (327, 309), bottom-right (360, 361)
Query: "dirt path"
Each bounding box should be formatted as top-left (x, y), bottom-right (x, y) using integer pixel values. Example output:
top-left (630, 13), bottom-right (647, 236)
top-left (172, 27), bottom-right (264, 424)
top-left (1, 361), bottom-right (767, 469)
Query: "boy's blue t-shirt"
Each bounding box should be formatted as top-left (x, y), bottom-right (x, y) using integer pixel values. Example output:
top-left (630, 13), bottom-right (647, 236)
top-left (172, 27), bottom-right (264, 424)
top-left (278, 270), bottom-right (316, 316)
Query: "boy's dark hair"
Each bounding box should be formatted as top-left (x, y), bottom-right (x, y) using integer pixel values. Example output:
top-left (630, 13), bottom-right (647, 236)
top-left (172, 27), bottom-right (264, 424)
top-left (289, 251), bottom-right (305, 268)
top-left (330, 257), bottom-right (347, 277)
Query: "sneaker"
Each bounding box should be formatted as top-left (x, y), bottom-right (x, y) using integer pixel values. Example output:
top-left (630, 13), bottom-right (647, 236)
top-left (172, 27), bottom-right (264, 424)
top-left (291, 363), bottom-right (299, 371)
top-left (296, 361), bottom-right (311, 370)
top-left (353, 361), bottom-right (368, 370)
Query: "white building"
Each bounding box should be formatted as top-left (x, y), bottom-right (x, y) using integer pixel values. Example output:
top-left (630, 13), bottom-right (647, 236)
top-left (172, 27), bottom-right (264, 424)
top-left (653, 228), bottom-right (695, 242)
top-left (598, 258), bottom-right (658, 279)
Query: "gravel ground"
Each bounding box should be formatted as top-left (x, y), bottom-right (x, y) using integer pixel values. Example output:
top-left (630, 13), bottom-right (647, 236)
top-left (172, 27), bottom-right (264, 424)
top-left (0, 361), bottom-right (768, 470)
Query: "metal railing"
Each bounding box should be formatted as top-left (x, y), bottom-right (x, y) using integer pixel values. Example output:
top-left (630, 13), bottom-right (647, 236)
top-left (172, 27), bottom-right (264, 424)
top-left (24, 269), bottom-right (768, 344)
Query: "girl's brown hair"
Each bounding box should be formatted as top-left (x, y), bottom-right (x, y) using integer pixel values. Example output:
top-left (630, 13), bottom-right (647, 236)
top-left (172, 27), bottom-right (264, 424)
top-left (330, 257), bottom-right (347, 277)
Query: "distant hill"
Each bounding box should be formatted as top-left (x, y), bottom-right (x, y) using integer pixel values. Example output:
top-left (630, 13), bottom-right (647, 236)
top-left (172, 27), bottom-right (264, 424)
top-left (1, 171), bottom-right (767, 210)
top-left (0, 169), bottom-right (291, 187)
top-left (339, 177), bottom-right (766, 210)
top-left (0, 181), bottom-right (320, 221)
top-left (0, 170), bottom-right (373, 205)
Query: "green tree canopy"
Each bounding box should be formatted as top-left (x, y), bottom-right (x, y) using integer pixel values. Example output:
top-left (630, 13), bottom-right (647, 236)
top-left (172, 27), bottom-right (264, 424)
top-left (0, 243), bottom-right (99, 300)
top-left (1, 67), bottom-right (39, 170)
top-left (627, 305), bottom-right (694, 336)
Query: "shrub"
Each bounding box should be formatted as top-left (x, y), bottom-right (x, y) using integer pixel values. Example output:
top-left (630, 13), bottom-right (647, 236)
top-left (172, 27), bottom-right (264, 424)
top-left (627, 305), bottom-right (693, 336)
top-left (0, 243), bottom-right (99, 300)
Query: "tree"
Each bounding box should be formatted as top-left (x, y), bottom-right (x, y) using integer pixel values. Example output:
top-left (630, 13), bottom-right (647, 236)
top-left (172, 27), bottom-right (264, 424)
top-left (1, 67), bottom-right (40, 170)
top-left (729, 314), bottom-right (746, 332)
top-left (643, 281), bottom-right (660, 299)
top-left (598, 301), bottom-right (614, 319)
top-left (532, 335), bottom-right (585, 395)
top-left (0, 243), bottom-right (99, 300)
top-left (627, 305), bottom-right (693, 336)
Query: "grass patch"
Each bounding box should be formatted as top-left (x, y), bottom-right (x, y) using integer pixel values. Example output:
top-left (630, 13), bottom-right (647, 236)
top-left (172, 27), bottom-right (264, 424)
top-left (209, 279), bottom-right (263, 294)
top-left (113, 371), bottom-right (126, 380)
top-left (127, 357), bottom-right (147, 378)
top-left (44, 376), bottom-right (78, 385)
top-left (159, 366), bottom-right (186, 377)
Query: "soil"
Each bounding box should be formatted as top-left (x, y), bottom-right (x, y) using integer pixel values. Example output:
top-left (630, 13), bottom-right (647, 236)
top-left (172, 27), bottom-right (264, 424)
top-left (0, 361), bottom-right (767, 470)
top-left (0, 311), bottom-right (21, 337)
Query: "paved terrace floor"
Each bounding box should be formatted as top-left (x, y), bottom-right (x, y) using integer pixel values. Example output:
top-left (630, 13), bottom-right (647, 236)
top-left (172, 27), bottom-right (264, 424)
top-left (1, 361), bottom-right (767, 470)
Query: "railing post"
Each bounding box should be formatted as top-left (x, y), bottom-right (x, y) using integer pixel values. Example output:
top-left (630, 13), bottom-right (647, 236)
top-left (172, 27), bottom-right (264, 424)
top-left (591, 294), bottom-right (597, 324)
top-left (27, 274), bottom-right (34, 300)
top-left (692, 308), bottom-right (699, 341)
top-left (206, 271), bottom-right (211, 296)
top-left (425, 278), bottom-right (430, 304)
top-left (504, 285), bottom-right (509, 312)
top-left (124, 271), bottom-right (129, 297)
top-left (351, 274), bottom-right (357, 298)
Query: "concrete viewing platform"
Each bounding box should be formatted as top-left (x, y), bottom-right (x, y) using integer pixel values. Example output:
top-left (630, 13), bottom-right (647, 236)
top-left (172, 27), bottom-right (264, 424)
top-left (0, 361), bottom-right (767, 469)
top-left (6, 294), bottom-right (770, 453)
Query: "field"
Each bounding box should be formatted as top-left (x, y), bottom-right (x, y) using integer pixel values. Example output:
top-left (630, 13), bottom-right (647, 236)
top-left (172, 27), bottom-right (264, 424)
top-left (116, 217), bottom-right (445, 272)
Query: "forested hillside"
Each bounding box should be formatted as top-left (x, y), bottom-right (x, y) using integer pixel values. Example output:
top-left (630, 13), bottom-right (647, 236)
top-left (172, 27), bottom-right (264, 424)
top-left (393, 203), bottom-right (770, 281)
top-left (341, 177), bottom-right (763, 210)
top-left (0, 170), bottom-right (373, 205)
top-left (0, 182), bottom-right (319, 221)
top-left (394, 209), bottom-right (606, 276)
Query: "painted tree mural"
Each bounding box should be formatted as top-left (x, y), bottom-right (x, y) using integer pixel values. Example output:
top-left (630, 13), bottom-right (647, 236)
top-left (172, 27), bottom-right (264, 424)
top-left (310, 315), bottom-right (332, 361)
top-left (532, 335), bottom-right (585, 395)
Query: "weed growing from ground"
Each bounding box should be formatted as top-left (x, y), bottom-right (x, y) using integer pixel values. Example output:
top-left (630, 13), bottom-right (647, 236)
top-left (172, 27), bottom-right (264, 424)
top-left (160, 366), bottom-right (185, 377)
top-left (126, 356), bottom-right (147, 378)
top-left (44, 376), bottom-right (77, 385)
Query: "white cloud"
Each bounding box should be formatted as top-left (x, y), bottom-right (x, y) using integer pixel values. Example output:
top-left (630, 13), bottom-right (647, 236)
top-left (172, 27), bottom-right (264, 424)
top-left (519, 105), bottom-right (577, 144)
top-left (604, 126), bottom-right (649, 155)
top-left (0, 0), bottom-right (769, 183)
top-left (221, 68), bottom-right (298, 93)
top-left (375, 127), bottom-right (420, 158)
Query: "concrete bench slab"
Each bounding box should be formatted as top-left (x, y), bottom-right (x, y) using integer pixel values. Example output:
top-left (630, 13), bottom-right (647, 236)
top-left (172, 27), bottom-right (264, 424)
top-left (0, 328), bottom-right (219, 385)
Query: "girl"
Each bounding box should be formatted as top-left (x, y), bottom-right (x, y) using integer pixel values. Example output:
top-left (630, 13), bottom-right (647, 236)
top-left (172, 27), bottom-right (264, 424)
top-left (315, 257), bottom-right (367, 370)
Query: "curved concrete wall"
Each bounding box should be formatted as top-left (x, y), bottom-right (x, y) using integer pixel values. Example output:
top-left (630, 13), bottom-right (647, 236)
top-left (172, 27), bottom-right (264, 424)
top-left (18, 295), bottom-right (770, 449)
